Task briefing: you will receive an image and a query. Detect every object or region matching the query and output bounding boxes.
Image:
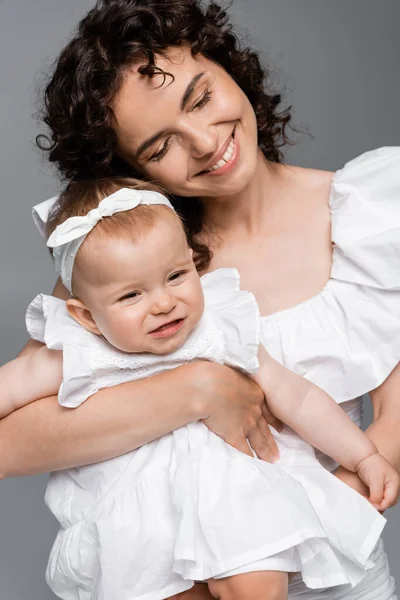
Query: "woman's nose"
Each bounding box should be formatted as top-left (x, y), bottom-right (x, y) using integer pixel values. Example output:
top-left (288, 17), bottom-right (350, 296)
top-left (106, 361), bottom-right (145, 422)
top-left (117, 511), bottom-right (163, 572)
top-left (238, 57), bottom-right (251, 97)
top-left (151, 289), bottom-right (176, 314)
top-left (185, 123), bottom-right (218, 159)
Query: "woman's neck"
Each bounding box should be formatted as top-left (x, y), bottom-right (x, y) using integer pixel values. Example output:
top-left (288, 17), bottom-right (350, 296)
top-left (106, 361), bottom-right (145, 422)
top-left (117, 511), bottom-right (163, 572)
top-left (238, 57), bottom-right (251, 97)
top-left (200, 150), bottom-right (286, 238)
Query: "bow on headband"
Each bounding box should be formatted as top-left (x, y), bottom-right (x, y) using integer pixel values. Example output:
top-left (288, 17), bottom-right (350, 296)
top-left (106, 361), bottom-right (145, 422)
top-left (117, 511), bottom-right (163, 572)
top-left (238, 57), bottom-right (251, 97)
top-left (47, 187), bottom-right (174, 293)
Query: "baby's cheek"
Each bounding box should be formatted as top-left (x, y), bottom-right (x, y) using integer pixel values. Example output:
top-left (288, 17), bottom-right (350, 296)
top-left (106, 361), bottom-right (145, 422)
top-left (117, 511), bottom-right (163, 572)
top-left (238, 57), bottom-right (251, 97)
top-left (114, 314), bottom-right (145, 351)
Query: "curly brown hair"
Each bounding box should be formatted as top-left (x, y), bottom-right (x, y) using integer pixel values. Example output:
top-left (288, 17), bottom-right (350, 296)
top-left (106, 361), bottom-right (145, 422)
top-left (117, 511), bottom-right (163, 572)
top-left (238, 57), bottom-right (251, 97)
top-left (37, 0), bottom-right (292, 271)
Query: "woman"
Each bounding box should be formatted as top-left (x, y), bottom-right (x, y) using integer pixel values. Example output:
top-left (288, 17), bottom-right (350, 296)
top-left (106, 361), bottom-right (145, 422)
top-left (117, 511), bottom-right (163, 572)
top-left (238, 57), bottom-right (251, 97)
top-left (1, 1), bottom-right (399, 598)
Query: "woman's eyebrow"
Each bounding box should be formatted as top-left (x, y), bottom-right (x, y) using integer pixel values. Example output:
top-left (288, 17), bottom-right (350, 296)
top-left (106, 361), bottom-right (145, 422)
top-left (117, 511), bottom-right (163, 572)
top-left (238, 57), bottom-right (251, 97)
top-left (136, 72), bottom-right (206, 159)
top-left (180, 72), bottom-right (205, 110)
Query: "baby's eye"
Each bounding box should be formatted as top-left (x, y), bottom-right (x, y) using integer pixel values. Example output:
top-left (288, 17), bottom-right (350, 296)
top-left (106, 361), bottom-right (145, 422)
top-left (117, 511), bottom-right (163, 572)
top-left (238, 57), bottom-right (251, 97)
top-left (119, 291), bottom-right (141, 302)
top-left (169, 270), bottom-right (186, 282)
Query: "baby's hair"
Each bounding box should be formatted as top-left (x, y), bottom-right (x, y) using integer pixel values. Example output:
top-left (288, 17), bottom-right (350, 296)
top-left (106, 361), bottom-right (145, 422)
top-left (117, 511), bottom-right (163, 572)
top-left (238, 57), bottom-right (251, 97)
top-left (48, 177), bottom-right (187, 296)
top-left (47, 177), bottom-right (179, 244)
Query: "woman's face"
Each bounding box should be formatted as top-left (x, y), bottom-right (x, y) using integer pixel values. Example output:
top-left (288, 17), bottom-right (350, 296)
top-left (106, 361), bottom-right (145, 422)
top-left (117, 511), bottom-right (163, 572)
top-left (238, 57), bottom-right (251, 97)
top-left (112, 46), bottom-right (259, 199)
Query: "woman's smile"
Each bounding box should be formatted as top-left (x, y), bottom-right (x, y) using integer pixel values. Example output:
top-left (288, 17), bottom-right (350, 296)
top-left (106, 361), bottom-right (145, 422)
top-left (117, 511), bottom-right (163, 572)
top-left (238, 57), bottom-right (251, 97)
top-left (196, 129), bottom-right (240, 177)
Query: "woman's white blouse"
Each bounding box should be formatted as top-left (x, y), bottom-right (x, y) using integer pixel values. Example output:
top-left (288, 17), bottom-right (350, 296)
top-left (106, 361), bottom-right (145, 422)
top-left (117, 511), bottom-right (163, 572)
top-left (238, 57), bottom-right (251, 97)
top-left (260, 147), bottom-right (400, 403)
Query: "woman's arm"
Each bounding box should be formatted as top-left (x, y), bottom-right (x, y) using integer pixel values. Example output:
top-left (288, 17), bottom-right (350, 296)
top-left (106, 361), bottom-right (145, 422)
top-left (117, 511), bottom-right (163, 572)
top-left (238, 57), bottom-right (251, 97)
top-left (0, 360), bottom-right (280, 478)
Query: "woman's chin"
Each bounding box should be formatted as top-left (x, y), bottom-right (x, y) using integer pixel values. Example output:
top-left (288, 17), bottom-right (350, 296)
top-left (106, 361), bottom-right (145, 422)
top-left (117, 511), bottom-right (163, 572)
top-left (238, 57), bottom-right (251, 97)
top-left (188, 159), bottom-right (258, 199)
top-left (210, 165), bottom-right (258, 197)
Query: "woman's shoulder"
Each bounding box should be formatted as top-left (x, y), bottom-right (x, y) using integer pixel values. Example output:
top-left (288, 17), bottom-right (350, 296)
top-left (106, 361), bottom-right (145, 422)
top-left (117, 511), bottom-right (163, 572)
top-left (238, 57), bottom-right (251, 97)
top-left (289, 145), bottom-right (400, 211)
top-left (289, 146), bottom-right (400, 260)
top-left (281, 164), bottom-right (334, 234)
top-left (284, 162), bottom-right (334, 193)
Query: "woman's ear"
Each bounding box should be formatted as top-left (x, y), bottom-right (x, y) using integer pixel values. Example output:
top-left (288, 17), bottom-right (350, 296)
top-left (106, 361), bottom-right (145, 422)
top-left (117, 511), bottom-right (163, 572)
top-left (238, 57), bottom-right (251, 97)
top-left (66, 298), bottom-right (102, 336)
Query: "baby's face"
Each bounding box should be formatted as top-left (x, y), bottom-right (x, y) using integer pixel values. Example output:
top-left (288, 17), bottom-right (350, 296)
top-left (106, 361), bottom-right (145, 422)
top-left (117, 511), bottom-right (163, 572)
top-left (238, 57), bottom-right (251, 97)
top-left (77, 215), bottom-right (204, 354)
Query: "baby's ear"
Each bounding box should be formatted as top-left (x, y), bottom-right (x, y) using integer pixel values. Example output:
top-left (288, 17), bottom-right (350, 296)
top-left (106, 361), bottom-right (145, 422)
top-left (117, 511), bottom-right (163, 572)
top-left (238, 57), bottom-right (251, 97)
top-left (66, 298), bottom-right (102, 336)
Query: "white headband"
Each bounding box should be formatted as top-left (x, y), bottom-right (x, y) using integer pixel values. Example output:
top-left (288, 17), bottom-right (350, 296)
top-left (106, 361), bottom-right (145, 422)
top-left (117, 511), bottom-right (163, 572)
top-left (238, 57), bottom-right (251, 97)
top-left (46, 187), bottom-right (174, 293)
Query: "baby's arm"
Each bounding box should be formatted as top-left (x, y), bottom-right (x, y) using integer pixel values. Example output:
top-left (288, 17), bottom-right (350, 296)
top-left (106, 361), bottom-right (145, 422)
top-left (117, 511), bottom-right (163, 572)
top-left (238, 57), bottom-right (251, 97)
top-left (255, 347), bottom-right (400, 510)
top-left (0, 347), bottom-right (63, 418)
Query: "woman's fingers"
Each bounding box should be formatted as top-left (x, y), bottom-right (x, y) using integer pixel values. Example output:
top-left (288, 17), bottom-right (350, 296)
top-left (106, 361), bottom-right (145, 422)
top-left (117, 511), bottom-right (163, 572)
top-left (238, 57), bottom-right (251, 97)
top-left (230, 437), bottom-right (254, 457)
top-left (198, 363), bottom-right (280, 461)
top-left (248, 416), bottom-right (279, 462)
top-left (261, 400), bottom-right (283, 432)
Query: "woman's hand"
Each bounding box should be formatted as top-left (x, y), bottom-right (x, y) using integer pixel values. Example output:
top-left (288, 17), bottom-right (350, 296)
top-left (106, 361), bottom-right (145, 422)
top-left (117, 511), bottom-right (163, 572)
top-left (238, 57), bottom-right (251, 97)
top-left (196, 362), bottom-right (282, 462)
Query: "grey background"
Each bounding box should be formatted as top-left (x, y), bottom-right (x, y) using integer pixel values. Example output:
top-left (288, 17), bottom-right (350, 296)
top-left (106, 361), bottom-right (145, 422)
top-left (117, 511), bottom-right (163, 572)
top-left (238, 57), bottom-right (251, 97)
top-left (0, 0), bottom-right (399, 597)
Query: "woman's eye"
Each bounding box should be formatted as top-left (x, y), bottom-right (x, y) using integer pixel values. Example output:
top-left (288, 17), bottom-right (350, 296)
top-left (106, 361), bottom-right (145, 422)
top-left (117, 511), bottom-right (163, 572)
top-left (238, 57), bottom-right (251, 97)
top-left (191, 90), bottom-right (212, 112)
top-left (149, 137), bottom-right (172, 163)
top-left (148, 90), bottom-right (212, 163)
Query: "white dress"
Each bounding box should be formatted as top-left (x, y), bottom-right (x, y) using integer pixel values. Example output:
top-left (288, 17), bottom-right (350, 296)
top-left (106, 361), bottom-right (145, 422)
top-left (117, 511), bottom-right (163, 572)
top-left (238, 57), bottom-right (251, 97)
top-left (30, 147), bottom-right (400, 600)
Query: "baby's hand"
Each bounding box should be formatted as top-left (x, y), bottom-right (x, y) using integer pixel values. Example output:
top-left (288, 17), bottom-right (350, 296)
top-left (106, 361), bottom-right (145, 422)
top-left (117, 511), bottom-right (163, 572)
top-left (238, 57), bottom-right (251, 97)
top-left (355, 453), bottom-right (400, 511)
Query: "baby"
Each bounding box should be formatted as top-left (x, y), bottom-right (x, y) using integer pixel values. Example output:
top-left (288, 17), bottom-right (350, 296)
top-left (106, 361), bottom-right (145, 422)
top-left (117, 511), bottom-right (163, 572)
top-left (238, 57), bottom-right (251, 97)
top-left (0, 178), bottom-right (398, 600)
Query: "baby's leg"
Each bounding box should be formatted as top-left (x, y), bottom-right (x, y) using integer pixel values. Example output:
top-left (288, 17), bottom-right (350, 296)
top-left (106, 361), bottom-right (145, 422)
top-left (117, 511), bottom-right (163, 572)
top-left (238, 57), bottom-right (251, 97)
top-left (208, 571), bottom-right (288, 600)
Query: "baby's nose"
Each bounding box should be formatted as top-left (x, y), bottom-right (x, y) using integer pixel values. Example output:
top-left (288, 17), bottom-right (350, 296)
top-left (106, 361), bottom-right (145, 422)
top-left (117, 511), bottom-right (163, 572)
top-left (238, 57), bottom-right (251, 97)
top-left (152, 289), bottom-right (176, 313)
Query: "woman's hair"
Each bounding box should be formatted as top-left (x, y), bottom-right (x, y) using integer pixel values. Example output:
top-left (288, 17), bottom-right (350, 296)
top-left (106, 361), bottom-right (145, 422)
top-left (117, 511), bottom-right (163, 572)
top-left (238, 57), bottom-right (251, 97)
top-left (47, 178), bottom-right (178, 249)
top-left (38, 0), bottom-right (292, 271)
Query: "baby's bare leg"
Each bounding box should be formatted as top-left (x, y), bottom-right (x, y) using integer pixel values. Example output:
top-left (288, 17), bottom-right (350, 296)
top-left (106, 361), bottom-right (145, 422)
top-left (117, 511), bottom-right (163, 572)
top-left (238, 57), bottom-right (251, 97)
top-left (208, 571), bottom-right (288, 600)
top-left (167, 583), bottom-right (214, 600)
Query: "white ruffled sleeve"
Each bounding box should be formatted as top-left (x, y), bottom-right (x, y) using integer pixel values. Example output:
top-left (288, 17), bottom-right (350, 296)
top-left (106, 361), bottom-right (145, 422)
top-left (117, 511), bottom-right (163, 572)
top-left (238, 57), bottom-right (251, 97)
top-left (32, 195), bottom-right (59, 239)
top-left (330, 147), bottom-right (400, 290)
top-left (328, 147), bottom-right (400, 394)
top-left (25, 294), bottom-right (100, 408)
top-left (200, 268), bottom-right (260, 374)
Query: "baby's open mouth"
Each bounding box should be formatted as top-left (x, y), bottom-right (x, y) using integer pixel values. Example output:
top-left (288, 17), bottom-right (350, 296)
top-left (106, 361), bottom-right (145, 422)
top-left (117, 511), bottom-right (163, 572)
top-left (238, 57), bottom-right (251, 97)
top-left (149, 318), bottom-right (185, 338)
